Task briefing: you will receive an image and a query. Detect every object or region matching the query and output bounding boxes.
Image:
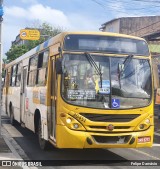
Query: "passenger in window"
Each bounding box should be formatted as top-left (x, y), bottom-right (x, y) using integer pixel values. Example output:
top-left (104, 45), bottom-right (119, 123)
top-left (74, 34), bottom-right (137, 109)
top-left (84, 69), bottom-right (96, 89)
top-left (16, 74), bottom-right (21, 86)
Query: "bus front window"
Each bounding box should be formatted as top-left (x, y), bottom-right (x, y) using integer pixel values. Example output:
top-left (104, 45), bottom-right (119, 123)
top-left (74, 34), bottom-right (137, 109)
top-left (61, 54), bottom-right (152, 109)
top-left (111, 57), bottom-right (151, 108)
top-left (62, 54), bottom-right (110, 108)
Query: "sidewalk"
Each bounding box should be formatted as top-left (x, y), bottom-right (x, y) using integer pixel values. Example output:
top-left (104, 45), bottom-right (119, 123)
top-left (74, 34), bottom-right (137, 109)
top-left (0, 111), bottom-right (30, 169)
top-left (0, 125), bottom-right (23, 168)
top-left (0, 118), bottom-right (22, 161)
top-left (0, 135), bottom-right (21, 161)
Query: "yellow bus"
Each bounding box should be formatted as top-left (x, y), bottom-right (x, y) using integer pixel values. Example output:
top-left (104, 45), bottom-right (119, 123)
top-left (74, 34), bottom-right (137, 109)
top-left (2, 32), bottom-right (154, 150)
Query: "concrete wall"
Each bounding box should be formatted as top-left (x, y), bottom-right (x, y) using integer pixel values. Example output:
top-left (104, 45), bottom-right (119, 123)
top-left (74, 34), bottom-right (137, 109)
top-left (103, 19), bottom-right (120, 33)
top-left (120, 16), bottom-right (160, 37)
top-left (102, 16), bottom-right (160, 38)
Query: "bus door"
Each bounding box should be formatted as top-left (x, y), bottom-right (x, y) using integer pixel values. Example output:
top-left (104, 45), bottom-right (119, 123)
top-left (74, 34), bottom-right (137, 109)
top-left (20, 66), bottom-right (27, 123)
top-left (50, 57), bottom-right (56, 141)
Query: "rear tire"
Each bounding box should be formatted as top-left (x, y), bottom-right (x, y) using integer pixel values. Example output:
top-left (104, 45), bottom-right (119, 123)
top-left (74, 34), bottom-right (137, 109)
top-left (38, 119), bottom-right (49, 150)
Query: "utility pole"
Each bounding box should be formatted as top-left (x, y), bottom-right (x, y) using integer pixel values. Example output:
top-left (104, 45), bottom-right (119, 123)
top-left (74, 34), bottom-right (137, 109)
top-left (0, 0), bottom-right (4, 136)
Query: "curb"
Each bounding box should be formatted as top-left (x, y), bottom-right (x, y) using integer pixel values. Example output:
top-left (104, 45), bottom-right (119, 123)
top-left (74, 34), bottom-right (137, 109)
top-left (1, 126), bottom-right (32, 169)
top-left (1, 126), bottom-right (29, 160)
top-left (3, 136), bottom-right (22, 160)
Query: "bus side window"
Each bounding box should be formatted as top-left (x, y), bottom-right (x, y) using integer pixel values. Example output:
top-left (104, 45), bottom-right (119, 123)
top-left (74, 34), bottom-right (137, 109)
top-left (15, 62), bottom-right (22, 86)
top-left (2, 70), bottom-right (6, 87)
top-left (10, 65), bottom-right (17, 87)
top-left (28, 55), bottom-right (38, 86)
top-left (5, 70), bottom-right (10, 87)
top-left (37, 51), bottom-right (49, 86)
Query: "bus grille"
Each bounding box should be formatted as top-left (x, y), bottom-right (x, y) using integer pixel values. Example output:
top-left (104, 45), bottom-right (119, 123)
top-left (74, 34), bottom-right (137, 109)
top-left (89, 126), bottom-right (130, 129)
top-left (92, 135), bottom-right (131, 144)
top-left (80, 113), bottom-right (140, 122)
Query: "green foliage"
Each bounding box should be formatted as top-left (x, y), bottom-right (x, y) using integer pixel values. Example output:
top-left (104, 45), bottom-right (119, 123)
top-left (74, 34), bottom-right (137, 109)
top-left (5, 45), bottom-right (28, 62)
top-left (5, 22), bottom-right (63, 62)
top-left (40, 23), bottom-right (63, 37)
top-left (2, 69), bottom-right (5, 78)
top-left (26, 38), bottom-right (45, 50)
top-left (2, 58), bottom-right (8, 64)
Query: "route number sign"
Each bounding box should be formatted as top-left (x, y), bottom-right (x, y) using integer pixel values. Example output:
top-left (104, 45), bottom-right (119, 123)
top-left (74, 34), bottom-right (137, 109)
top-left (20, 29), bottom-right (40, 40)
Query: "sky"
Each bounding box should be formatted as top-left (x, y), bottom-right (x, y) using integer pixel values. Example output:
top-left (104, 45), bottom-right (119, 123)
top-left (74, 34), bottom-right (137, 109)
top-left (2, 0), bottom-right (160, 58)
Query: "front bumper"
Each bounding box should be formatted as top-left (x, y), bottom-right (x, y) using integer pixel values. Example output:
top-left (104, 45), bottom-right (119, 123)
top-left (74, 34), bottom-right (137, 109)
top-left (56, 125), bottom-right (154, 148)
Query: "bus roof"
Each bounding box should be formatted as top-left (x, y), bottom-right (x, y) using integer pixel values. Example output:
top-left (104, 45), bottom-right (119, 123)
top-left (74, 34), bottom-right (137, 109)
top-left (5, 31), bottom-right (145, 68)
top-left (61, 31), bottom-right (145, 40)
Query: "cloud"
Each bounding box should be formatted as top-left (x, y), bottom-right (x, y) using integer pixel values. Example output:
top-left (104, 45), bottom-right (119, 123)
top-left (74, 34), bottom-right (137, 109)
top-left (5, 4), bottom-right (70, 27)
top-left (28, 4), bottom-right (70, 27)
top-left (5, 6), bottom-right (28, 18)
top-left (3, 3), bottom-right (101, 57)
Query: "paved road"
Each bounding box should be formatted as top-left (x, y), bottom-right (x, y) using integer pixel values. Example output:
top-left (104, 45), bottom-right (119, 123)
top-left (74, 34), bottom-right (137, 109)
top-left (1, 115), bottom-right (160, 168)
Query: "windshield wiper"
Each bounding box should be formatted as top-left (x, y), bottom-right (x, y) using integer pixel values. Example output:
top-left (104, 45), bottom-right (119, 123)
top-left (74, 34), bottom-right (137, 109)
top-left (117, 54), bottom-right (134, 89)
top-left (122, 54), bottom-right (134, 71)
top-left (84, 52), bottom-right (103, 87)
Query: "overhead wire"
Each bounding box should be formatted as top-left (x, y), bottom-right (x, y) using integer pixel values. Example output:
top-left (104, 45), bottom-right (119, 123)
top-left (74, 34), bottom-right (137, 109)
top-left (91, 0), bottom-right (160, 15)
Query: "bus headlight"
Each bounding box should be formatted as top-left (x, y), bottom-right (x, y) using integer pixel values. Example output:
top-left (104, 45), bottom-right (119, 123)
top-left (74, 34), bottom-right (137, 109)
top-left (139, 124), bottom-right (145, 129)
top-left (145, 118), bottom-right (150, 124)
top-left (60, 113), bottom-right (86, 131)
top-left (73, 123), bottom-right (79, 129)
top-left (135, 116), bottom-right (151, 131)
top-left (66, 118), bottom-right (72, 124)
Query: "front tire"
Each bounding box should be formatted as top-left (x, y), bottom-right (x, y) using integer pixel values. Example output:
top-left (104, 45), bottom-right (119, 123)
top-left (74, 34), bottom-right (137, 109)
top-left (38, 119), bottom-right (49, 150)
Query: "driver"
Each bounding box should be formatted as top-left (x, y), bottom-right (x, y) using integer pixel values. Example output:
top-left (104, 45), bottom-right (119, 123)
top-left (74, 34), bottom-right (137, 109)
top-left (84, 69), bottom-right (96, 89)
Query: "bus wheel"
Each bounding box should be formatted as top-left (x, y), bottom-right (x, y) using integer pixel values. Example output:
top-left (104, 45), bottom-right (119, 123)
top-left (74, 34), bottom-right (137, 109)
top-left (38, 119), bottom-right (49, 150)
top-left (10, 105), bottom-right (15, 126)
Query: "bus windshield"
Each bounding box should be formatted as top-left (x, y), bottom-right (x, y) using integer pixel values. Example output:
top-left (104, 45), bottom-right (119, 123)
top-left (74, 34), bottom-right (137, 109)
top-left (63, 34), bottom-right (149, 56)
top-left (62, 54), bottom-right (152, 109)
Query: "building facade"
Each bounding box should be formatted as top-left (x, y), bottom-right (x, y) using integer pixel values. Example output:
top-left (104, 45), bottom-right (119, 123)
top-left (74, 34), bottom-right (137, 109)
top-left (100, 16), bottom-right (160, 39)
top-left (12, 34), bottom-right (26, 46)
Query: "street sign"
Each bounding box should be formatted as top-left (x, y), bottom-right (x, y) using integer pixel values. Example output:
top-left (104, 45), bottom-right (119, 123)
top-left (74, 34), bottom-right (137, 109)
top-left (20, 29), bottom-right (40, 40)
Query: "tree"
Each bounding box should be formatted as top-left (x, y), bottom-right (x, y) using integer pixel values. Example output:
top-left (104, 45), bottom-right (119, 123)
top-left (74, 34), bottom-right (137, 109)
top-left (6, 45), bottom-right (28, 62)
top-left (5, 22), bottom-right (63, 62)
